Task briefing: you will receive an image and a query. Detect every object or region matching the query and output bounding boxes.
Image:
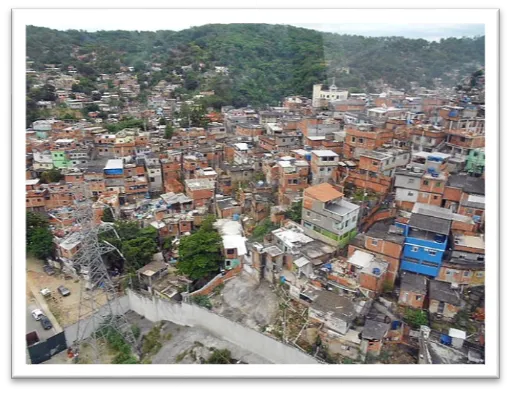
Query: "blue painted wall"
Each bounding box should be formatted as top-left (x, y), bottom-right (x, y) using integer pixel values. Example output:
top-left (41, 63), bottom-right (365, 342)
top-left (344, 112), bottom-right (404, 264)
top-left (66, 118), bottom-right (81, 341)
top-left (399, 224), bottom-right (448, 277)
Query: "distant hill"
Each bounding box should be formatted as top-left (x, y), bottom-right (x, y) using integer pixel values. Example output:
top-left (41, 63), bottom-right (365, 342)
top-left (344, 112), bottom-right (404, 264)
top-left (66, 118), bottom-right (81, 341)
top-left (26, 24), bottom-right (485, 107)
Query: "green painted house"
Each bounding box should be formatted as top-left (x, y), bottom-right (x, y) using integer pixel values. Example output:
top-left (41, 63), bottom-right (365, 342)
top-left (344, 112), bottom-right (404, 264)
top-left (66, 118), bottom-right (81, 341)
top-left (465, 148), bottom-right (485, 176)
top-left (51, 150), bottom-right (71, 169)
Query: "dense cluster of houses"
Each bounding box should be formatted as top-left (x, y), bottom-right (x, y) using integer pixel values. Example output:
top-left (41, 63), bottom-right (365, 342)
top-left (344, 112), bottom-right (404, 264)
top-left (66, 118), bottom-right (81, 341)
top-left (26, 63), bottom-right (485, 364)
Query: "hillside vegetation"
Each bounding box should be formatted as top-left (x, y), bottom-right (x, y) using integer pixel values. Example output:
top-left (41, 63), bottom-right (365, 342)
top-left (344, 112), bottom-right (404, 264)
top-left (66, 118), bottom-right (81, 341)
top-left (26, 24), bottom-right (484, 107)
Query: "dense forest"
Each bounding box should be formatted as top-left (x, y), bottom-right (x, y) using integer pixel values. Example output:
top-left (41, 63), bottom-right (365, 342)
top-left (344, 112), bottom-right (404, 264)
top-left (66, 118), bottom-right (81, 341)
top-left (26, 24), bottom-right (485, 108)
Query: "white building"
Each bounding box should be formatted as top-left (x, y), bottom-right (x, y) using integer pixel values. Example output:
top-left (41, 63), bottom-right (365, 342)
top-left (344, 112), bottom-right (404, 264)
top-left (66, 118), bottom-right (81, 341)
top-left (312, 81), bottom-right (349, 108)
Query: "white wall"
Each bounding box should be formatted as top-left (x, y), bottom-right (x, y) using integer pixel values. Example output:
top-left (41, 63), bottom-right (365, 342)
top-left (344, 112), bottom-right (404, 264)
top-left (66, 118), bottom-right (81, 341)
top-left (127, 290), bottom-right (318, 364)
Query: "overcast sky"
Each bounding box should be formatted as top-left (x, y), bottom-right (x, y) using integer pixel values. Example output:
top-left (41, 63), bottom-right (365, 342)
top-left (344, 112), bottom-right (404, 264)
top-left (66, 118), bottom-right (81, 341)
top-left (31, 21), bottom-right (484, 42)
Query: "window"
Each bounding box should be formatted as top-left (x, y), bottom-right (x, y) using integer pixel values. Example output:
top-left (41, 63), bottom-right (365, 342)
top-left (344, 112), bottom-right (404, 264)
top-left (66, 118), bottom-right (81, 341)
top-left (428, 249), bottom-right (437, 256)
top-left (466, 208), bottom-right (474, 214)
top-left (476, 272), bottom-right (484, 278)
top-left (433, 195), bottom-right (439, 200)
top-left (463, 271), bottom-right (470, 277)
top-left (150, 177), bottom-right (155, 182)
top-left (352, 137), bottom-right (356, 143)
top-left (446, 270), bottom-right (452, 275)
top-left (435, 182), bottom-right (441, 187)
top-left (411, 246), bottom-right (419, 252)
top-left (408, 191), bottom-right (414, 196)
top-left (320, 168), bottom-right (325, 172)
top-left (371, 239), bottom-right (379, 246)
top-left (358, 138), bottom-right (364, 143)
top-left (372, 161), bottom-right (378, 166)
top-left (423, 180), bottom-right (429, 186)
top-left (415, 295), bottom-right (422, 301)
top-left (226, 249), bottom-right (235, 255)
top-left (352, 216), bottom-right (357, 222)
top-left (306, 211), bottom-right (311, 217)
top-left (407, 178), bottom-right (415, 184)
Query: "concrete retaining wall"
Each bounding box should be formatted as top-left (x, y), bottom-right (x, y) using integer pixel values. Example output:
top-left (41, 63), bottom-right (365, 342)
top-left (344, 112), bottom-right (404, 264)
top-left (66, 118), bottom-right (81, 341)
top-left (127, 290), bottom-right (318, 364)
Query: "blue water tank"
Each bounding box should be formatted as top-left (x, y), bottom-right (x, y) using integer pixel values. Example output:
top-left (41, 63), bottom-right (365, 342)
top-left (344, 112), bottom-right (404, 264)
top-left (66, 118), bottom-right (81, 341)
top-left (324, 263), bottom-right (332, 271)
top-left (305, 153), bottom-right (312, 161)
top-left (448, 110), bottom-right (458, 117)
top-left (233, 213), bottom-right (240, 221)
top-left (372, 268), bottom-right (381, 275)
top-left (280, 276), bottom-right (286, 284)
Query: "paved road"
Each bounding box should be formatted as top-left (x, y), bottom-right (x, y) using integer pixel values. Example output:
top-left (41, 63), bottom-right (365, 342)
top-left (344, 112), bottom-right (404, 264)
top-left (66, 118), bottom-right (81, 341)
top-left (27, 302), bottom-right (57, 341)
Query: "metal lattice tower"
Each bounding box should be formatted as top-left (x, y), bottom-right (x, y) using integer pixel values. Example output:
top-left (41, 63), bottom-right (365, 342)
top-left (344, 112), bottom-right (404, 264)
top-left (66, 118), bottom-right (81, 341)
top-left (67, 185), bottom-right (138, 363)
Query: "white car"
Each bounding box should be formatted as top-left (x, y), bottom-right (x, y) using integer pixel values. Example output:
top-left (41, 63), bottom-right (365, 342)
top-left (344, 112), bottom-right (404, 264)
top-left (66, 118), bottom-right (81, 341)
top-left (40, 288), bottom-right (51, 297)
top-left (31, 309), bottom-right (44, 321)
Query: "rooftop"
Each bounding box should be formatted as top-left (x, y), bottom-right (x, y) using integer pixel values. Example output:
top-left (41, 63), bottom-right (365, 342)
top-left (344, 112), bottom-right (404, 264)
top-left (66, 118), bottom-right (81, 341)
top-left (348, 250), bottom-right (374, 269)
top-left (305, 183), bottom-right (343, 203)
top-left (184, 178), bottom-right (215, 191)
top-left (325, 198), bottom-right (359, 217)
top-left (412, 203), bottom-right (454, 220)
top-left (447, 174), bottom-right (485, 195)
top-left (453, 234), bottom-right (485, 250)
top-left (429, 280), bottom-right (462, 306)
top-left (311, 291), bottom-right (357, 322)
top-left (104, 159), bottom-right (124, 170)
top-left (408, 213), bottom-right (451, 235)
top-left (362, 319), bottom-right (390, 340)
top-left (366, 221), bottom-right (405, 244)
top-left (460, 194), bottom-right (485, 209)
top-left (400, 271), bottom-right (428, 294)
top-left (136, 257), bottom-right (169, 277)
top-left (312, 150), bottom-right (339, 157)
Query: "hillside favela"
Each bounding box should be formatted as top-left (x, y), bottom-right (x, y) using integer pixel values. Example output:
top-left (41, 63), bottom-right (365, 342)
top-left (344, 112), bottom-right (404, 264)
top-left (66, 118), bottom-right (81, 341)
top-left (25, 24), bottom-right (485, 365)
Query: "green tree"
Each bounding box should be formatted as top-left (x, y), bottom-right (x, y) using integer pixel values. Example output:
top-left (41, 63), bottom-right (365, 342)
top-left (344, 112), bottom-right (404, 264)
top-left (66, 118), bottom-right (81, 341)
top-left (27, 226), bottom-right (54, 260)
top-left (404, 308), bottom-right (429, 329)
top-left (164, 124), bottom-right (174, 139)
top-left (158, 117), bottom-right (167, 126)
top-left (40, 168), bottom-right (63, 184)
top-left (102, 207), bottom-right (115, 222)
top-left (122, 237), bottom-right (158, 272)
top-left (177, 216), bottom-right (223, 280)
top-left (285, 201), bottom-right (302, 223)
top-left (250, 218), bottom-right (278, 242)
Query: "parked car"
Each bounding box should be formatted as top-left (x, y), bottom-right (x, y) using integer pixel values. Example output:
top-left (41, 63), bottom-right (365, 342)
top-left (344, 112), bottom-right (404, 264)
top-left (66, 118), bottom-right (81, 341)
top-left (58, 285), bottom-right (71, 297)
top-left (40, 288), bottom-right (51, 297)
top-left (40, 316), bottom-right (53, 330)
top-left (31, 309), bottom-right (44, 321)
top-left (43, 265), bottom-right (55, 276)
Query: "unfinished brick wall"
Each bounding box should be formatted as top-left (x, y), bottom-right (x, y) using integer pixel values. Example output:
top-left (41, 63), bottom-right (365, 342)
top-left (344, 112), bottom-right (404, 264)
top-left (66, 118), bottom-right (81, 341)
top-left (188, 263), bottom-right (243, 297)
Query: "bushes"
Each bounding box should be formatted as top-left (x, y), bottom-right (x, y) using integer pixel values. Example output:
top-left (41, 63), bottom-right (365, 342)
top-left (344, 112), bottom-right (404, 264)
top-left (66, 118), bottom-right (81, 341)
top-left (404, 308), bottom-right (429, 329)
top-left (192, 295), bottom-right (212, 310)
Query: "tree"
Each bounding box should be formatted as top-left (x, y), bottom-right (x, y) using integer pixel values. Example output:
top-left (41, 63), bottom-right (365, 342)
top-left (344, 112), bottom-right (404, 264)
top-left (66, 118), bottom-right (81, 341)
top-left (158, 117), bottom-right (167, 126)
top-left (102, 207), bottom-right (115, 222)
top-left (122, 237), bottom-right (158, 272)
top-left (164, 124), bottom-right (174, 139)
top-left (177, 216), bottom-right (223, 280)
top-left (26, 212), bottom-right (54, 260)
top-left (285, 201), bottom-right (302, 223)
top-left (404, 308), bottom-right (429, 329)
top-left (250, 218), bottom-right (278, 242)
top-left (40, 168), bottom-right (63, 184)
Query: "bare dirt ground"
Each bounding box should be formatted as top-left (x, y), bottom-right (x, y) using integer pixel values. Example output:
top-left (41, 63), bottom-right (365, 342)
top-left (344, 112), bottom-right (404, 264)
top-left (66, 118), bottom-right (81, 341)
top-left (126, 311), bottom-right (271, 364)
top-left (26, 256), bottom-right (107, 327)
top-left (210, 272), bottom-right (279, 331)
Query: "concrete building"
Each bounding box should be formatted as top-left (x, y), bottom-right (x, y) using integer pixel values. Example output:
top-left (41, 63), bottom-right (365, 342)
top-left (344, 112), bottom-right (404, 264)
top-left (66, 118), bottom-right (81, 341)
top-left (312, 82), bottom-right (349, 108)
top-left (302, 183), bottom-right (360, 248)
